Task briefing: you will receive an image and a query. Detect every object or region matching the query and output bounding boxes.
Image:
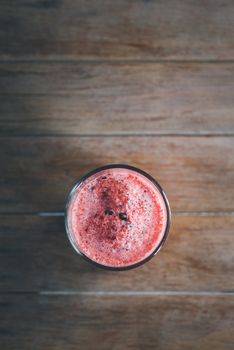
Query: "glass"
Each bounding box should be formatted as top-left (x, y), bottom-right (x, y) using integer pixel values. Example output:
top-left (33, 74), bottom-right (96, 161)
top-left (65, 164), bottom-right (171, 271)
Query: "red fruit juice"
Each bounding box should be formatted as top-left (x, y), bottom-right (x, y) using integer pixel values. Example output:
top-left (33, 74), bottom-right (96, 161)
top-left (66, 165), bottom-right (170, 269)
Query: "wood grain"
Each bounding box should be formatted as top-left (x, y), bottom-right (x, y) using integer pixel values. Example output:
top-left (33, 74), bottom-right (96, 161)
top-left (1, 294), bottom-right (234, 350)
top-left (1, 136), bottom-right (234, 212)
top-left (1, 1), bottom-right (234, 60)
top-left (1, 215), bottom-right (234, 292)
top-left (1, 62), bottom-right (234, 135)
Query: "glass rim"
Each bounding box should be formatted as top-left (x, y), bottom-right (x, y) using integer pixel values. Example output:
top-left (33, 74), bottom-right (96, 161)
top-left (65, 164), bottom-right (171, 271)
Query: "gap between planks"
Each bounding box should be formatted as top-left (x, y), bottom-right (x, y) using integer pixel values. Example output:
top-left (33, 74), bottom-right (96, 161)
top-left (1, 59), bottom-right (234, 64)
top-left (1, 133), bottom-right (234, 137)
top-left (0, 291), bottom-right (234, 296)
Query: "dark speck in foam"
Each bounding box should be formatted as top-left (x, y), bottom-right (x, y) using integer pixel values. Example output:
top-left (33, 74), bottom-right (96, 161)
top-left (105, 209), bottom-right (114, 215)
top-left (119, 212), bottom-right (128, 221)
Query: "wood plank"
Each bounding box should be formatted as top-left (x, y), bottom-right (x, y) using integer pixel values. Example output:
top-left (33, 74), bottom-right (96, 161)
top-left (1, 215), bottom-right (234, 292)
top-left (1, 62), bottom-right (234, 135)
top-left (1, 1), bottom-right (234, 60)
top-left (1, 136), bottom-right (234, 212)
top-left (1, 294), bottom-right (234, 349)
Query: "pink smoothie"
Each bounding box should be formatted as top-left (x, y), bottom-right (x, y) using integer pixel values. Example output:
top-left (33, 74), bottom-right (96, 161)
top-left (67, 167), bottom-right (169, 268)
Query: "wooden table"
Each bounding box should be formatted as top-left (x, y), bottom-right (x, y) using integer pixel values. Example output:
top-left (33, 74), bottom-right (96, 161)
top-left (1, 1), bottom-right (234, 349)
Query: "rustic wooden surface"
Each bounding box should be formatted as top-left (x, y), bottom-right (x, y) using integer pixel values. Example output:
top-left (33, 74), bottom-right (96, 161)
top-left (1, 0), bottom-right (234, 60)
top-left (1, 62), bottom-right (234, 135)
top-left (1, 295), bottom-right (234, 350)
top-left (0, 1), bottom-right (234, 349)
top-left (1, 215), bottom-right (234, 292)
top-left (1, 137), bottom-right (234, 213)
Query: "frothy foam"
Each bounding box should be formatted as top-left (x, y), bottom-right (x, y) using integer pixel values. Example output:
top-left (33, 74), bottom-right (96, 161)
top-left (67, 168), bottom-right (168, 268)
